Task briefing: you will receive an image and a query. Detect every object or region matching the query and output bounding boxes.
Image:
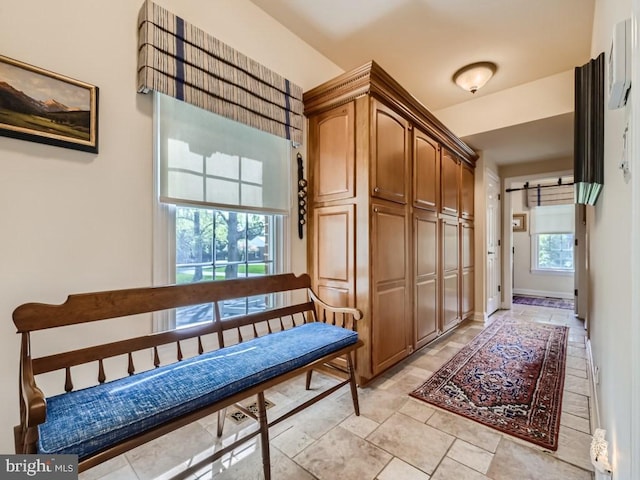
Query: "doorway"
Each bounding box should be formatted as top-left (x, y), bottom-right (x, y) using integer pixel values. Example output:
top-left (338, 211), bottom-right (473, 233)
top-left (486, 170), bottom-right (501, 315)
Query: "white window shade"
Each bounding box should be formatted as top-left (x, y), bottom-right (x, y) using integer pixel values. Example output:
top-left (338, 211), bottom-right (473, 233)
top-left (156, 93), bottom-right (291, 214)
top-left (530, 204), bottom-right (575, 234)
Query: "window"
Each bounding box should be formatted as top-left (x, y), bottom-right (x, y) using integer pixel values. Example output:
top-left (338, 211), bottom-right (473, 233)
top-left (174, 206), bottom-right (279, 327)
top-left (532, 233), bottom-right (574, 273)
top-left (153, 93), bottom-right (291, 330)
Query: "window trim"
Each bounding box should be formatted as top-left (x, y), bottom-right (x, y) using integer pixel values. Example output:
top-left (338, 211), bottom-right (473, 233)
top-left (530, 232), bottom-right (575, 276)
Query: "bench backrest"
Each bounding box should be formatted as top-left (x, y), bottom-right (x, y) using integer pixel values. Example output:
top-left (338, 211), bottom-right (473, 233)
top-left (14, 273), bottom-right (334, 392)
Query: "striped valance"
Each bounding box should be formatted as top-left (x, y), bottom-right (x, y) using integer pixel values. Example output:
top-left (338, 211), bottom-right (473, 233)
top-left (137, 0), bottom-right (303, 144)
top-left (526, 184), bottom-right (574, 208)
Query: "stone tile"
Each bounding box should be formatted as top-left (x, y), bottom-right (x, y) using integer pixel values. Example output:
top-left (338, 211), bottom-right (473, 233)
top-left (564, 375), bottom-right (590, 396)
top-left (126, 422), bottom-right (217, 480)
top-left (367, 412), bottom-right (454, 475)
top-left (202, 444), bottom-right (315, 480)
top-left (562, 391), bottom-right (590, 419)
top-left (560, 412), bottom-right (591, 434)
top-left (294, 426), bottom-right (391, 480)
top-left (447, 439), bottom-right (494, 474)
top-left (377, 457), bottom-right (431, 480)
top-left (486, 438), bottom-right (592, 480)
top-left (356, 386), bottom-right (409, 424)
top-left (399, 397), bottom-right (436, 423)
top-left (275, 395), bottom-right (353, 440)
top-left (553, 426), bottom-right (595, 472)
top-left (568, 345), bottom-right (587, 359)
top-left (566, 355), bottom-right (587, 371)
top-left (566, 366), bottom-right (588, 379)
top-left (340, 413), bottom-right (380, 438)
top-left (79, 457), bottom-right (136, 480)
top-left (431, 457), bottom-right (489, 480)
top-left (427, 411), bottom-right (502, 453)
top-left (270, 425), bottom-right (315, 458)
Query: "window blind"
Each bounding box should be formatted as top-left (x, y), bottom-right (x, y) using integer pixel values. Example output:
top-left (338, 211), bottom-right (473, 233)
top-left (137, 0), bottom-right (303, 145)
top-left (530, 204), bottom-right (575, 234)
top-left (156, 93), bottom-right (291, 214)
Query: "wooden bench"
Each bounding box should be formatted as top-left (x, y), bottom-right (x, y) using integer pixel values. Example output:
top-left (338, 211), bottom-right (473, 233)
top-left (13, 273), bottom-right (363, 479)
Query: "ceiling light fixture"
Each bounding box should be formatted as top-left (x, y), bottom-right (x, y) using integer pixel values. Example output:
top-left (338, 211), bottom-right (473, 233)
top-left (453, 61), bottom-right (497, 94)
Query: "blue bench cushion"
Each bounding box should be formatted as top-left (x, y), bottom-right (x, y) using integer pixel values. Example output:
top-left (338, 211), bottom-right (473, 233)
top-left (38, 322), bottom-right (358, 459)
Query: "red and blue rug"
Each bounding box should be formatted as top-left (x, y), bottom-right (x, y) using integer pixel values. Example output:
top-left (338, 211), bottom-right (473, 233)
top-left (512, 295), bottom-right (574, 310)
top-left (411, 318), bottom-right (568, 450)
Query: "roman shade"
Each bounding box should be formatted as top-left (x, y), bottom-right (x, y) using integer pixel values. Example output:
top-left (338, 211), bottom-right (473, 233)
top-left (156, 93), bottom-right (291, 213)
top-left (137, 0), bottom-right (303, 145)
top-left (526, 184), bottom-right (574, 207)
top-left (530, 204), bottom-right (575, 234)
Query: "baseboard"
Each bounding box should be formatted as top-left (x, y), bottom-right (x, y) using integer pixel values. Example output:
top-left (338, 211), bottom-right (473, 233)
top-left (585, 338), bottom-right (601, 432)
top-left (513, 288), bottom-right (574, 300)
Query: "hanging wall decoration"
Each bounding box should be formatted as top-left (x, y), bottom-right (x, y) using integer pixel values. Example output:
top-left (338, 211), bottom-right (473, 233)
top-left (297, 152), bottom-right (307, 239)
top-left (0, 54), bottom-right (99, 153)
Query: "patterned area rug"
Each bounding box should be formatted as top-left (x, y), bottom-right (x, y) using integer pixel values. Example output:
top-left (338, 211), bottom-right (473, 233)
top-left (411, 318), bottom-right (568, 450)
top-left (512, 295), bottom-right (574, 310)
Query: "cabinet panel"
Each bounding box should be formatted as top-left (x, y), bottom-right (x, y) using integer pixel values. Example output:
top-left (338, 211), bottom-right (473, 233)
top-left (413, 129), bottom-right (439, 211)
top-left (442, 217), bottom-right (459, 273)
top-left (311, 102), bottom-right (355, 203)
top-left (461, 163), bottom-right (474, 219)
top-left (462, 269), bottom-right (474, 318)
top-left (312, 204), bottom-right (354, 306)
top-left (443, 272), bottom-right (460, 332)
top-left (371, 99), bottom-right (410, 204)
top-left (372, 202), bottom-right (409, 375)
top-left (462, 222), bottom-right (474, 270)
top-left (414, 210), bottom-right (438, 348)
top-left (372, 285), bottom-right (409, 375)
top-left (441, 149), bottom-right (460, 216)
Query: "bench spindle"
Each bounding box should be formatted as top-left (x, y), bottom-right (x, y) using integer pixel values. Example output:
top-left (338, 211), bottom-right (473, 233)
top-left (153, 347), bottom-right (160, 368)
top-left (197, 337), bottom-right (204, 355)
top-left (64, 367), bottom-right (73, 392)
top-left (127, 353), bottom-right (135, 375)
top-left (98, 360), bottom-right (106, 384)
top-left (176, 341), bottom-right (183, 361)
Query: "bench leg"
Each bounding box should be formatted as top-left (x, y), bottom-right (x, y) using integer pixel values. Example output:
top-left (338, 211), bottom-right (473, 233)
top-left (305, 370), bottom-right (313, 390)
top-left (257, 391), bottom-right (271, 480)
top-left (346, 352), bottom-right (360, 416)
top-left (216, 408), bottom-right (226, 437)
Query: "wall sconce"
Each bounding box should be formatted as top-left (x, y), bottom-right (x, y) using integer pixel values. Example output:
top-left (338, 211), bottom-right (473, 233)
top-left (453, 61), bottom-right (497, 93)
top-left (297, 153), bottom-right (307, 240)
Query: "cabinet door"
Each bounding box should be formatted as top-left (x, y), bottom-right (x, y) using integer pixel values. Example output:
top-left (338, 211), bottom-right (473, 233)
top-left (371, 99), bottom-right (410, 204)
top-left (461, 162), bottom-right (475, 219)
top-left (309, 102), bottom-right (355, 203)
top-left (371, 202), bottom-right (410, 375)
top-left (312, 204), bottom-right (355, 307)
top-left (414, 210), bottom-right (439, 348)
top-left (461, 221), bottom-right (474, 319)
top-left (441, 216), bottom-right (460, 332)
top-left (413, 129), bottom-right (439, 211)
top-left (441, 148), bottom-right (460, 216)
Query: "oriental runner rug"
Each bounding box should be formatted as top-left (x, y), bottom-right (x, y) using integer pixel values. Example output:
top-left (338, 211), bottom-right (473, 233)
top-left (410, 318), bottom-right (568, 450)
top-left (513, 295), bottom-right (574, 310)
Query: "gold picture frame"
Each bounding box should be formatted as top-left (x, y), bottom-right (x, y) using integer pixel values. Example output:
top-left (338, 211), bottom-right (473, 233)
top-left (0, 54), bottom-right (98, 153)
top-left (512, 213), bottom-right (527, 232)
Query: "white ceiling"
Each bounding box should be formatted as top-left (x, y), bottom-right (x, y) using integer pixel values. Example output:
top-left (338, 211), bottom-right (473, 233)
top-left (249, 0), bottom-right (595, 166)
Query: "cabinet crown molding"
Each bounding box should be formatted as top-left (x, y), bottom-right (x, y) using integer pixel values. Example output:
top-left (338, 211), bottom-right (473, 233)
top-left (303, 60), bottom-right (477, 163)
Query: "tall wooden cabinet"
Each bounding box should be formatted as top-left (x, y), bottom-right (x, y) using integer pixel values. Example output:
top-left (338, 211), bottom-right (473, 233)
top-left (304, 61), bottom-right (477, 383)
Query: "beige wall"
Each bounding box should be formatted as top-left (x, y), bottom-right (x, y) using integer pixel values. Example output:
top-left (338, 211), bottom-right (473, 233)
top-left (0, 0), bottom-right (342, 454)
top-left (588, 0), bottom-right (635, 478)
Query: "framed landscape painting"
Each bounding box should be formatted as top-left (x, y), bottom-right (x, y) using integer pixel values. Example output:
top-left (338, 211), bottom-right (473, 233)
top-left (0, 55), bottom-right (98, 153)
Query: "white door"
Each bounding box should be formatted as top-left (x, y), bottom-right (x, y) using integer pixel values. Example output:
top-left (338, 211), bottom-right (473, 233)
top-left (486, 171), bottom-right (501, 315)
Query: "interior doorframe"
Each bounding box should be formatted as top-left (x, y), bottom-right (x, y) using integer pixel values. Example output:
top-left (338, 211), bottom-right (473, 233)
top-left (502, 169), bottom-right (573, 310)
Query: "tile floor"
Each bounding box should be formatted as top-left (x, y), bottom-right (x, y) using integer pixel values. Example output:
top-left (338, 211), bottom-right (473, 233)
top-left (79, 304), bottom-right (594, 480)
